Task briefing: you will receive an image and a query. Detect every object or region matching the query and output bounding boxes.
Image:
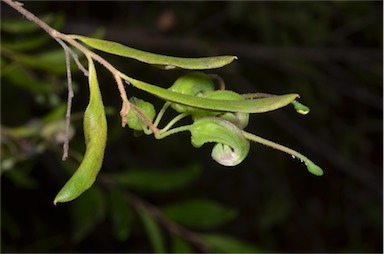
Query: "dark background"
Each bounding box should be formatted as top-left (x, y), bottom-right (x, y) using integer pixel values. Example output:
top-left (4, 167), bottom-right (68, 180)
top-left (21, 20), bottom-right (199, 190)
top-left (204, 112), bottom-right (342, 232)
top-left (1, 1), bottom-right (382, 253)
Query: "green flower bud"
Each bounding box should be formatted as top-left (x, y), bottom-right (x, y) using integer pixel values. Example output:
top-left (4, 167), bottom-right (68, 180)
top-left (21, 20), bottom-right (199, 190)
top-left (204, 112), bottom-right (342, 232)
top-left (190, 117), bottom-right (250, 166)
top-left (168, 72), bottom-right (215, 113)
top-left (126, 97), bottom-right (156, 131)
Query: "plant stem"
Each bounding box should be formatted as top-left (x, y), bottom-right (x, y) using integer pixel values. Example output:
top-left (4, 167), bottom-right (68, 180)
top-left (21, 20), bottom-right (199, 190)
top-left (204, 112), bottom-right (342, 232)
top-left (61, 47), bottom-right (73, 161)
top-left (159, 112), bottom-right (189, 134)
top-left (153, 102), bottom-right (171, 128)
top-left (242, 131), bottom-right (323, 176)
top-left (155, 125), bottom-right (191, 140)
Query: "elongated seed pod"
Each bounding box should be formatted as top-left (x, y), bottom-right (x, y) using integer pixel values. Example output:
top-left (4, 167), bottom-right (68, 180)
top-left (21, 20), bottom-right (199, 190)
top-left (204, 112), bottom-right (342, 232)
top-left (54, 57), bottom-right (107, 205)
top-left (71, 35), bottom-right (237, 70)
top-left (190, 117), bottom-right (250, 166)
top-left (169, 72), bottom-right (215, 113)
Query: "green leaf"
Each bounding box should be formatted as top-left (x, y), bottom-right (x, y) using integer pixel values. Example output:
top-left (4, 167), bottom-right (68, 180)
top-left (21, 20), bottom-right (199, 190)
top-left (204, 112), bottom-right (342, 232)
top-left (1, 13), bottom-right (65, 51)
top-left (2, 44), bottom-right (83, 75)
top-left (137, 206), bottom-right (165, 253)
top-left (123, 75), bottom-right (299, 114)
top-left (200, 233), bottom-right (261, 253)
top-left (71, 35), bottom-right (237, 70)
top-left (2, 34), bottom-right (52, 52)
top-left (1, 14), bottom-right (56, 33)
top-left (108, 164), bottom-right (202, 192)
top-left (2, 64), bottom-right (57, 93)
top-left (171, 235), bottom-right (194, 253)
top-left (12, 49), bottom-right (72, 74)
top-left (108, 190), bottom-right (134, 242)
top-left (41, 104), bottom-right (67, 123)
top-left (161, 199), bottom-right (237, 229)
top-left (68, 185), bottom-right (106, 243)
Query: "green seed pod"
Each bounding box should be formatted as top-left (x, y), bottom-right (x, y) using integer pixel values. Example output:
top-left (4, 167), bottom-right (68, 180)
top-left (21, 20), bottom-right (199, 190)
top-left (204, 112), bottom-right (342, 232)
top-left (126, 97), bottom-right (156, 131)
top-left (193, 90), bottom-right (249, 129)
top-left (168, 72), bottom-right (215, 113)
top-left (54, 57), bottom-right (107, 205)
top-left (190, 117), bottom-right (250, 166)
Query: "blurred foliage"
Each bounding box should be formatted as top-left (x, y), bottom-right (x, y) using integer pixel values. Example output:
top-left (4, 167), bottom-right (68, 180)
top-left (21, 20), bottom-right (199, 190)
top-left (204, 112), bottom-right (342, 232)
top-left (1, 1), bottom-right (382, 253)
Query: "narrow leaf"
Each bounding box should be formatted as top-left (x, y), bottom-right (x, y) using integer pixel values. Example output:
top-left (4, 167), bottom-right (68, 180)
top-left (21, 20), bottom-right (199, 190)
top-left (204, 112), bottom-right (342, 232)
top-left (171, 235), bottom-right (194, 253)
top-left (161, 199), bottom-right (237, 229)
top-left (108, 164), bottom-right (202, 192)
top-left (137, 207), bottom-right (165, 253)
top-left (108, 190), bottom-right (134, 241)
top-left (2, 34), bottom-right (52, 52)
top-left (69, 185), bottom-right (106, 243)
top-left (1, 13), bottom-right (65, 51)
top-left (12, 49), bottom-right (79, 74)
top-left (71, 35), bottom-right (237, 70)
top-left (1, 14), bottom-right (56, 33)
top-left (200, 233), bottom-right (261, 253)
top-left (2, 64), bottom-right (56, 93)
top-left (123, 75), bottom-right (299, 113)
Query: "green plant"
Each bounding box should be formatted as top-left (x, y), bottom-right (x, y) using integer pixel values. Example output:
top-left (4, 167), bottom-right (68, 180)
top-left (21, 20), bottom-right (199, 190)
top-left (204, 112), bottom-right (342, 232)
top-left (2, 0), bottom-right (322, 205)
top-left (2, 1), bottom-right (326, 252)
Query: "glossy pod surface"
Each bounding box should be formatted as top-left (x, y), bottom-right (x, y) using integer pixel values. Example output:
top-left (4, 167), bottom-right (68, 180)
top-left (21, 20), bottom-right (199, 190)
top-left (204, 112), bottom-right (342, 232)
top-left (54, 58), bottom-right (107, 204)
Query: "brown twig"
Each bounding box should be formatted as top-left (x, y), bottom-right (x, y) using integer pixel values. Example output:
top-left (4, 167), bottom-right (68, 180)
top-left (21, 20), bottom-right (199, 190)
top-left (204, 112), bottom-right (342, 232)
top-left (61, 44), bottom-right (73, 161)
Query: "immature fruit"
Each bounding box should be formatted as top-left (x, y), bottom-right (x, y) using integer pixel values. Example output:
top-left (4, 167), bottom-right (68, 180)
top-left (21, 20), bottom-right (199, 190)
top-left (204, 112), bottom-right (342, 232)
top-left (54, 57), bottom-right (107, 204)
